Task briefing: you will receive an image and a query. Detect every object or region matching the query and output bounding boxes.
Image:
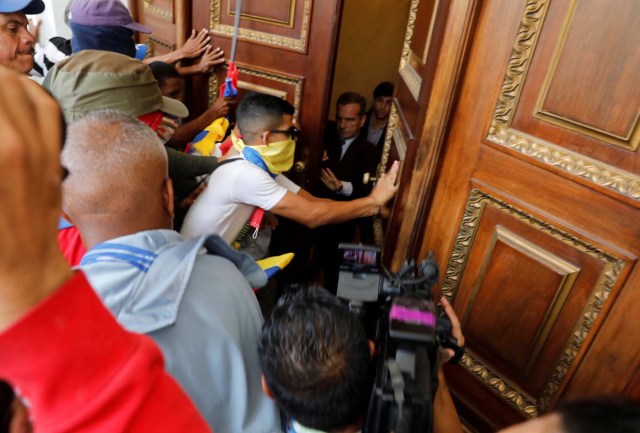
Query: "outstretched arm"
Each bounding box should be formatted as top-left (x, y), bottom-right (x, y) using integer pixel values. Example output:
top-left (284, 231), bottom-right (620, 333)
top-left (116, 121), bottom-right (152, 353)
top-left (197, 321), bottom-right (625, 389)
top-left (271, 161), bottom-right (399, 228)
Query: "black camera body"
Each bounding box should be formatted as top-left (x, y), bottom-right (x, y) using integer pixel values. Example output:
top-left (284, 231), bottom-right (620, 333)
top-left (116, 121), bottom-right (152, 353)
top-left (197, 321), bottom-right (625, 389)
top-left (336, 246), bottom-right (459, 433)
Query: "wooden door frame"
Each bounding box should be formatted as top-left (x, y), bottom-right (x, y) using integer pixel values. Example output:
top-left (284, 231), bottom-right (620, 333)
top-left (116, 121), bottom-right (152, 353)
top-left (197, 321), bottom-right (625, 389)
top-left (384, 0), bottom-right (480, 271)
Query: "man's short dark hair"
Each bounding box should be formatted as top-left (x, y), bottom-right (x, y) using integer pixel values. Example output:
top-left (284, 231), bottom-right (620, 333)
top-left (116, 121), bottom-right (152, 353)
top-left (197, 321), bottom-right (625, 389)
top-left (373, 81), bottom-right (394, 99)
top-left (258, 286), bottom-right (371, 432)
top-left (148, 61), bottom-right (180, 87)
top-left (336, 92), bottom-right (367, 116)
top-left (557, 397), bottom-right (640, 433)
top-left (236, 92), bottom-right (295, 140)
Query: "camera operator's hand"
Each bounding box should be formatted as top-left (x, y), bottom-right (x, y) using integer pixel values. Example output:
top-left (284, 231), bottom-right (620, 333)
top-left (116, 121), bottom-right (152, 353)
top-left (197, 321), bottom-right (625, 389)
top-left (440, 296), bottom-right (465, 364)
top-left (0, 66), bottom-right (73, 332)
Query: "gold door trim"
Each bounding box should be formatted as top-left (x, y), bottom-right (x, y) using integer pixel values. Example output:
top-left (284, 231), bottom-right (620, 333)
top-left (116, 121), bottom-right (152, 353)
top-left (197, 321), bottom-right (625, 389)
top-left (143, 36), bottom-right (175, 57)
top-left (442, 189), bottom-right (626, 414)
top-left (209, 64), bottom-right (303, 114)
top-left (143, 0), bottom-right (173, 21)
top-left (462, 351), bottom-right (538, 417)
top-left (210, 0), bottom-right (312, 53)
top-left (398, 0), bottom-right (421, 100)
top-left (487, 0), bottom-right (549, 134)
top-left (226, 0), bottom-right (296, 28)
top-left (486, 0), bottom-right (640, 201)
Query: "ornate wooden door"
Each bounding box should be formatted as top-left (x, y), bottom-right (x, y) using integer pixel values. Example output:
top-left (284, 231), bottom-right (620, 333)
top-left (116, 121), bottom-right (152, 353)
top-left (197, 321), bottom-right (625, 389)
top-left (129, 0), bottom-right (343, 184)
top-left (386, 0), bottom-right (640, 431)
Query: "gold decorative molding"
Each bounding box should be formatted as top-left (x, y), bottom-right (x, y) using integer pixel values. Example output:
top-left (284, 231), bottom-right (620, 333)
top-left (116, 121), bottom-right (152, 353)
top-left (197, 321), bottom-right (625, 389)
top-left (237, 65), bottom-right (303, 115)
top-left (540, 258), bottom-right (624, 408)
top-left (377, 102), bottom-right (399, 179)
top-left (488, 130), bottom-right (640, 200)
top-left (227, 0), bottom-right (296, 28)
top-left (143, 0), bottom-right (172, 21)
top-left (485, 0), bottom-right (640, 201)
top-left (209, 64), bottom-right (303, 114)
top-left (442, 188), bottom-right (626, 414)
top-left (372, 103), bottom-right (400, 247)
top-left (399, 0), bottom-right (419, 71)
top-left (210, 0), bottom-right (312, 53)
top-left (143, 35), bottom-right (174, 57)
top-left (462, 351), bottom-right (538, 417)
top-left (398, 0), bottom-right (421, 101)
top-left (208, 73), bottom-right (219, 106)
top-left (487, 0), bottom-right (549, 135)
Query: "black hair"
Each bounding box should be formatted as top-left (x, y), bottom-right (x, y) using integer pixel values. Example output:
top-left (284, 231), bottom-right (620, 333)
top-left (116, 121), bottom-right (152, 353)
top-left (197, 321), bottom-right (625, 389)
top-left (373, 81), bottom-right (394, 99)
top-left (558, 397), bottom-right (640, 433)
top-left (258, 286), bottom-right (371, 432)
top-left (236, 92), bottom-right (295, 140)
top-left (0, 380), bottom-right (14, 433)
top-left (148, 61), bottom-right (181, 87)
top-left (336, 92), bottom-right (367, 116)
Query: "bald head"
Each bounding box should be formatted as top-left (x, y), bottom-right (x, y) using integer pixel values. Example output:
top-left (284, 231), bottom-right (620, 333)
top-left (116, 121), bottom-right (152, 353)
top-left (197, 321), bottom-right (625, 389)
top-left (62, 110), bottom-right (173, 247)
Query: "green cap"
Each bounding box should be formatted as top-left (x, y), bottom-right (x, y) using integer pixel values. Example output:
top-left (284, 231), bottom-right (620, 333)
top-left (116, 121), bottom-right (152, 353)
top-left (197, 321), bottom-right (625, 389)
top-left (44, 50), bottom-right (188, 122)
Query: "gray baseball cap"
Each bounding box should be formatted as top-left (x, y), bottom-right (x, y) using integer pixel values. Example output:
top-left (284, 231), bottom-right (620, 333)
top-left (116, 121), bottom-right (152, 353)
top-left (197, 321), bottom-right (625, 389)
top-left (44, 50), bottom-right (188, 122)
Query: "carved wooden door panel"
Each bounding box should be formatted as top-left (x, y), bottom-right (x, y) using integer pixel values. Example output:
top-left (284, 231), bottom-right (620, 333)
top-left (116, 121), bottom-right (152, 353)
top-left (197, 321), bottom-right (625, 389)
top-left (388, 0), bottom-right (640, 431)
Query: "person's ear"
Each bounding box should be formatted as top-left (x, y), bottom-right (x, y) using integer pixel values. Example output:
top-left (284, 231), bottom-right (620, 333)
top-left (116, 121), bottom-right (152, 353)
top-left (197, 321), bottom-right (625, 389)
top-left (261, 131), bottom-right (269, 145)
top-left (368, 339), bottom-right (376, 359)
top-left (359, 114), bottom-right (366, 128)
top-left (163, 178), bottom-right (174, 221)
top-left (261, 375), bottom-right (275, 400)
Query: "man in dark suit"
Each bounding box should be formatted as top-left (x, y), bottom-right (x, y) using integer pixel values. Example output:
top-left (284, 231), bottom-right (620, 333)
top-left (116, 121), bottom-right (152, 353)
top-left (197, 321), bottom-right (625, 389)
top-left (311, 92), bottom-right (380, 292)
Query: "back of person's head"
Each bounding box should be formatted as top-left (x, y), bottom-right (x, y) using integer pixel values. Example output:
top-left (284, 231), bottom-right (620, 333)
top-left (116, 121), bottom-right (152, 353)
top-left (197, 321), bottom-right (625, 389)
top-left (557, 397), bottom-right (640, 433)
top-left (148, 61), bottom-right (181, 86)
top-left (258, 286), bottom-right (371, 432)
top-left (336, 92), bottom-right (367, 116)
top-left (236, 92), bottom-right (295, 141)
top-left (69, 0), bottom-right (151, 56)
top-left (62, 110), bottom-right (169, 221)
top-left (44, 50), bottom-right (188, 122)
top-left (0, 380), bottom-right (13, 432)
top-left (373, 81), bottom-right (394, 99)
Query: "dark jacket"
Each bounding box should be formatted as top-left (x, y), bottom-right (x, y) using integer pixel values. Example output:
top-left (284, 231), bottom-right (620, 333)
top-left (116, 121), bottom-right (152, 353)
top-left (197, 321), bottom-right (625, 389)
top-left (316, 122), bottom-right (379, 201)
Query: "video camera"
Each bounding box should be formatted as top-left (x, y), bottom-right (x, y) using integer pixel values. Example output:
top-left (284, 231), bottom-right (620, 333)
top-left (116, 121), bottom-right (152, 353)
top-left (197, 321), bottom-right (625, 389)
top-left (336, 244), bottom-right (463, 433)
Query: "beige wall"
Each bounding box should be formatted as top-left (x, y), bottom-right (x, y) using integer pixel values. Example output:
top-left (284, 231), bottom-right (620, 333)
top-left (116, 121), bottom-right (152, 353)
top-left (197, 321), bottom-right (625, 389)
top-left (328, 0), bottom-right (411, 120)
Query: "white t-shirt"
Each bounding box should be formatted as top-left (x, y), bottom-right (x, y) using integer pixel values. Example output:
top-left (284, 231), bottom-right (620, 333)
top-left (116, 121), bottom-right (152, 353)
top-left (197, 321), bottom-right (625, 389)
top-left (180, 156), bottom-right (300, 243)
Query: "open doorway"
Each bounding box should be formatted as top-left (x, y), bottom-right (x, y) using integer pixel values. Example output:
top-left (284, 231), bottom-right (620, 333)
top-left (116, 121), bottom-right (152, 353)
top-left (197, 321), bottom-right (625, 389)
top-left (328, 0), bottom-right (411, 120)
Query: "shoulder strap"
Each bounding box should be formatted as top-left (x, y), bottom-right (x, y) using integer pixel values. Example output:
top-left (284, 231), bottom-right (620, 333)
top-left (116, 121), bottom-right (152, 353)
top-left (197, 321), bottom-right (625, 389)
top-left (210, 157), bottom-right (241, 173)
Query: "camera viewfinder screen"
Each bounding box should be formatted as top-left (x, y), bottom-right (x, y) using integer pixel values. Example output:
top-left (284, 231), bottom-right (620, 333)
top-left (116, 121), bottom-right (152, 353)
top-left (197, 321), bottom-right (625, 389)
top-left (339, 247), bottom-right (380, 274)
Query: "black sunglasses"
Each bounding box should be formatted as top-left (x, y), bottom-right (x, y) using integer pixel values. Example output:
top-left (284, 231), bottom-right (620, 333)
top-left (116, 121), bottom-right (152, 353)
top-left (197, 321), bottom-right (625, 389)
top-left (269, 126), bottom-right (299, 141)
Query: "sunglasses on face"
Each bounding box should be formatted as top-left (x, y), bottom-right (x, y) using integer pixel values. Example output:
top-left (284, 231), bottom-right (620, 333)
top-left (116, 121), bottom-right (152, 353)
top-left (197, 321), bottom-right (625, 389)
top-left (269, 126), bottom-right (299, 141)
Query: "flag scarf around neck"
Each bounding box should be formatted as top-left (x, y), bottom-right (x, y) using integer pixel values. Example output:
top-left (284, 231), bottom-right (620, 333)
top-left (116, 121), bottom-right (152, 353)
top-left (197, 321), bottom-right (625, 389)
top-left (231, 132), bottom-right (295, 178)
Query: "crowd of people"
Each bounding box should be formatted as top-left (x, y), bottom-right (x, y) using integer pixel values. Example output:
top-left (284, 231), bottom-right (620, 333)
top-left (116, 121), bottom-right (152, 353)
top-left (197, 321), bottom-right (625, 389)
top-left (0, 1), bottom-right (638, 432)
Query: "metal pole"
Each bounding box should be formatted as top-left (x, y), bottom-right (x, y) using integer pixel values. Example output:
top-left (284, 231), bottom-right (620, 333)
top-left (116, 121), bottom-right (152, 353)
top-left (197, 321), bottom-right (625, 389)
top-left (229, 0), bottom-right (243, 62)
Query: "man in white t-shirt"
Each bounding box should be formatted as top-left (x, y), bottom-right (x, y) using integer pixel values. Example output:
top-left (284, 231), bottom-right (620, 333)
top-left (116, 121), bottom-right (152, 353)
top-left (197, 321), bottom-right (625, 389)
top-left (181, 92), bottom-right (399, 247)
